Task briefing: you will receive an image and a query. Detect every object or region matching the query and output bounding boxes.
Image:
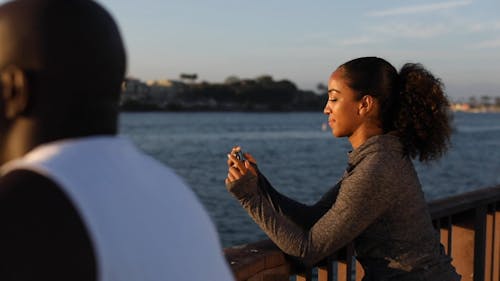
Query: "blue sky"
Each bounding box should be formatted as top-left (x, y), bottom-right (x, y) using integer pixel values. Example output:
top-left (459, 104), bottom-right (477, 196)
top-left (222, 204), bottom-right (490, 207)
top-left (3, 0), bottom-right (500, 99)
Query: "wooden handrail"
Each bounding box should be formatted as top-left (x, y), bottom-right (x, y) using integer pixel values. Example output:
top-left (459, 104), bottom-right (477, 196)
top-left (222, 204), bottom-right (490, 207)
top-left (224, 185), bottom-right (500, 281)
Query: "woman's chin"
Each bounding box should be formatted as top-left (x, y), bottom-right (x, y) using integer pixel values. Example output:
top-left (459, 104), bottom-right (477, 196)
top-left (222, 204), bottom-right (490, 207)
top-left (332, 129), bottom-right (346, 138)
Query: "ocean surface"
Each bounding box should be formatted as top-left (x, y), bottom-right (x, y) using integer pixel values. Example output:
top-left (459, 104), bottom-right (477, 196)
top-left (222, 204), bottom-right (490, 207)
top-left (119, 112), bottom-right (500, 247)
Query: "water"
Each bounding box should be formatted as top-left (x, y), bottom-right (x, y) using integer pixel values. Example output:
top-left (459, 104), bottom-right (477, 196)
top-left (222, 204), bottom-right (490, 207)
top-left (119, 112), bottom-right (500, 247)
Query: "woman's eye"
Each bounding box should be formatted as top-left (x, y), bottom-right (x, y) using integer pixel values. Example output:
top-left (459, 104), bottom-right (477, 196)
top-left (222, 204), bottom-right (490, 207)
top-left (328, 98), bottom-right (337, 102)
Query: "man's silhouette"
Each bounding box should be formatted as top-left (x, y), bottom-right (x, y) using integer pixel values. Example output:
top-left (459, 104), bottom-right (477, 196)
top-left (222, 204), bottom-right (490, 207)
top-left (0, 1), bottom-right (234, 280)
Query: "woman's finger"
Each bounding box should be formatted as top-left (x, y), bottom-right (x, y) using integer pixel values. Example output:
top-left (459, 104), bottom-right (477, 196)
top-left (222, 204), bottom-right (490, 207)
top-left (228, 153), bottom-right (246, 173)
top-left (230, 146), bottom-right (241, 155)
top-left (227, 172), bottom-right (236, 182)
top-left (227, 156), bottom-right (235, 167)
top-left (245, 161), bottom-right (257, 176)
top-left (228, 166), bottom-right (243, 179)
top-left (227, 153), bottom-right (237, 167)
top-left (243, 153), bottom-right (257, 164)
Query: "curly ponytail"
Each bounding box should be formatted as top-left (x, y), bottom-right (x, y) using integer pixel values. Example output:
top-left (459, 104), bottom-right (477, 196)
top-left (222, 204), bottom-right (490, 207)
top-left (395, 63), bottom-right (451, 162)
top-left (339, 57), bottom-right (452, 162)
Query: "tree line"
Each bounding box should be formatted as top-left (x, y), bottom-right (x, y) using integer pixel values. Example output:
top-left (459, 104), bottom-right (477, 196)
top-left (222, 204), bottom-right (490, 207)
top-left (121, 75), bottom-right (328, 112)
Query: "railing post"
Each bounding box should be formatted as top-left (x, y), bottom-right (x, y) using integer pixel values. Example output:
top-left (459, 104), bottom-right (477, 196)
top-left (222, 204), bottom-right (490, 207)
top-left (296, 269), bottom-right (312, 281)
top-left (355, 260), bottom-right (364, 281)
top-left (485, 203), bottom-right (500, 281)
top-left (438, 216), bottom-right (453, 256)
top-left (318, 257), bottom-right (334, 281)
top-left (451, 212), bottom-right (475, 281)
top-left (485, 205), bottom-right (494, 281)
top-left (337, 243), bottom-right (354, 281)
top-left (493, 204), bottom-right (500, 281)
top-left (474, 206), bottom-right (487, 281)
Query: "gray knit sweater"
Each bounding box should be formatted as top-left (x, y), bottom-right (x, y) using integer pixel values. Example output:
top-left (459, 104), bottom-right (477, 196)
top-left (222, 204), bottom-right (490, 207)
top-left (227, 134), bottom-right (460, 281)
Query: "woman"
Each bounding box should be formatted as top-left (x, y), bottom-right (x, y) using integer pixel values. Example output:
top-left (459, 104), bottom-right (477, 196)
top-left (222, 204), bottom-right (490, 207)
top-left (225, 57), bottom-right (461, 280)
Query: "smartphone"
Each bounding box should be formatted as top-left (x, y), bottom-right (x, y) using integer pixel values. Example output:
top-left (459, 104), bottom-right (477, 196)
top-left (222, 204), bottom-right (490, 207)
top-left (233, 151), bottom-right (245, 161)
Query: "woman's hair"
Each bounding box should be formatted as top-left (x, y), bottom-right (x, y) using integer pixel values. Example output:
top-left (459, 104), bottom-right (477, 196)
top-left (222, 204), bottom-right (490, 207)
top-left (339, 57), bottom-right (451, 162)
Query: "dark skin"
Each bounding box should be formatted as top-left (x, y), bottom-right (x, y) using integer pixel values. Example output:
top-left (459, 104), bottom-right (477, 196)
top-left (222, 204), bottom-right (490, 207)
top-left (0, 0), bottom-right (126, 280)
top-left (0, 0), bottom-right (126, 166)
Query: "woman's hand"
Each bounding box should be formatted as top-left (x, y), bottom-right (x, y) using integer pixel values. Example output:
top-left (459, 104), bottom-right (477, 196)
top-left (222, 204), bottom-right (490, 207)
top-left (225, 146), bottom-right (257, 185)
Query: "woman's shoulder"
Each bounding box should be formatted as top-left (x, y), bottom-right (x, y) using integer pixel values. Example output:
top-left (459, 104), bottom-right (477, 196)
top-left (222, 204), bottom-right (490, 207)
top-left (357, 150), bottom-right (406, 175)
top-left (349, 140), bottom-right (415, 187)
top-left (349, 134), bottom-right (403, 163)
top-left (354, 135), bottom-right (407, 167)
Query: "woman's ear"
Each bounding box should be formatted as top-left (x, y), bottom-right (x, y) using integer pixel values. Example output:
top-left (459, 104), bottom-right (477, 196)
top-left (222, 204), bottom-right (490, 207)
top-left (358, 94), bottom-right (376, 116)
top-left (1, 65), bottom-right (29, 119)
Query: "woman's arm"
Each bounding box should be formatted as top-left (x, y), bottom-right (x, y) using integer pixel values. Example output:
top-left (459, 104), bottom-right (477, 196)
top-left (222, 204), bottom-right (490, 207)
top-left (226, 154), bottom-right (397, 267)
top-left (226, 148), bottom-right (339, 230)
top-left (257, 171), bottom-right (340, 230)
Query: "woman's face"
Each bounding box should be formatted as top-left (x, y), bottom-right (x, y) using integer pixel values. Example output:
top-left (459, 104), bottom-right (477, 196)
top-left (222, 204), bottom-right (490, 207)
top-left (323, 69), bottom-right (363, 138)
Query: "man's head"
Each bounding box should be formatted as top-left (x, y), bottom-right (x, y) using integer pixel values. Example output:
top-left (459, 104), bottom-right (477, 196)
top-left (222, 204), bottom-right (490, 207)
top-left (0, 0), bottom-right (126, 162)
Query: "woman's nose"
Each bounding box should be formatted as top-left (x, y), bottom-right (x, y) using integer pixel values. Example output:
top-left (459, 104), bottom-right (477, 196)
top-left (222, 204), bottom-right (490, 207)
top-left (323, 103), bottom-right (330, 115)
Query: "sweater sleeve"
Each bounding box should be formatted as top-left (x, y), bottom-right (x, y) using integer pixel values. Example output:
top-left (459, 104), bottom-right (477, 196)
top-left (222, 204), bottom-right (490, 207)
top-left (226, 154), bottom-right (398, 267)
top-left (255, 171), bottom-right (340, 230)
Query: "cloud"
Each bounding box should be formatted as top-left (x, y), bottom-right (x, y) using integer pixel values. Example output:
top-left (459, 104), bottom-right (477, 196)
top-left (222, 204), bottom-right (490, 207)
top-left (467, 20), bottom-right (500, 33)
top-left (368, 0), bottom-right (473, 17)
top-left (335, 23), bottom-right (450, 48)
top-left (370, 23), bottom-right (450, 39)
top-left (473, 38), bottom-right (500, 49)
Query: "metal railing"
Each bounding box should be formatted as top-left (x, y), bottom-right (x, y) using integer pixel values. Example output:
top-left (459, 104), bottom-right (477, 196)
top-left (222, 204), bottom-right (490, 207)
top-left (224, 185), bottom-right (500, 281)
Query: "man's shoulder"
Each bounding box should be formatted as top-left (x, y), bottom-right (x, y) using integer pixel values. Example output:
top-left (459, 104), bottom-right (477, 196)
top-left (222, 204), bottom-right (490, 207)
top-left (0, 168), bottom-right (92, 238)
top-left (0, 169), bottom-right (97, 280)
top-left (0, 169), bottom-right (64, 202)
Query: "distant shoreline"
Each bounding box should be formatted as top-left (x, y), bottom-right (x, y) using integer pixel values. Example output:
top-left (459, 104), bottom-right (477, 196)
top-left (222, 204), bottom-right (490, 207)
top-left (451, 108), bottom-right (500, 114)
top-left (119, 109), bottom-right (500, 114)
top-left (119, 108), bottom-right (322, 113)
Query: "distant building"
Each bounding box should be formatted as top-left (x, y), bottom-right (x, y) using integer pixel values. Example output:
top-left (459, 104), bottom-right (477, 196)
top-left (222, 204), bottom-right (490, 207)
top-left (121, 78), bottom-right (188, 108)
top-left (146, 79), bottom-right (187, 107)
top-left (451, 102), bottom-right (471, 112)
top-left (121, 78), bottom-right (149, 105)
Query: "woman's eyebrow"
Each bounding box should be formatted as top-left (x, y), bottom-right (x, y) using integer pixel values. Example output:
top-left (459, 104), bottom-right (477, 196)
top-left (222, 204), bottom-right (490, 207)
top-left (328, 88), bottom-right (341, 94)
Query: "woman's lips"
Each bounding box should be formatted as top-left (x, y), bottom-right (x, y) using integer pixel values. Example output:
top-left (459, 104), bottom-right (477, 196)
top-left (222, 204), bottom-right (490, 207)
top-left (328, 118), bottom-right (335, 127)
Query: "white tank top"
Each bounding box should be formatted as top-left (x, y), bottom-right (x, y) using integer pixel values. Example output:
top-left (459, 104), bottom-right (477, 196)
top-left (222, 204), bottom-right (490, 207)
top-left (1, 136), bottom-right (234, 281)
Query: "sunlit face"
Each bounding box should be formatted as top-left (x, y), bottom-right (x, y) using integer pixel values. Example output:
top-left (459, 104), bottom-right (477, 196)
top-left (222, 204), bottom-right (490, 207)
top-left (323, 69), bottom-right (363, 138)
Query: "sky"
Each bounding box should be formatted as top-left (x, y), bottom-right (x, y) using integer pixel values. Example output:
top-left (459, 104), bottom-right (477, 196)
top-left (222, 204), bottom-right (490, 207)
top-left (3, 0), bottom-right (500, 100)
